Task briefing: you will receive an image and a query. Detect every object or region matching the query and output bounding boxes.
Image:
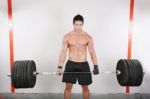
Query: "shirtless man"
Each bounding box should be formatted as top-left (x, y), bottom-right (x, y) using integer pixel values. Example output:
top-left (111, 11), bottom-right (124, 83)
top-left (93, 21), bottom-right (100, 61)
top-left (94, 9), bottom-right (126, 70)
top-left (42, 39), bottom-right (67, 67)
top-left (57, 14), bottom-right (99, 99)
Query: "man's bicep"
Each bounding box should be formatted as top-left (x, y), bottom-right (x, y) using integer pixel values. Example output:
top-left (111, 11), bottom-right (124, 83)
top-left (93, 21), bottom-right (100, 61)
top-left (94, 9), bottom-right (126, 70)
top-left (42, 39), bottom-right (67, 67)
top-left (61, 38), bottom-right (68, 52)
top-left (88, 38), bottom-right (95, 54)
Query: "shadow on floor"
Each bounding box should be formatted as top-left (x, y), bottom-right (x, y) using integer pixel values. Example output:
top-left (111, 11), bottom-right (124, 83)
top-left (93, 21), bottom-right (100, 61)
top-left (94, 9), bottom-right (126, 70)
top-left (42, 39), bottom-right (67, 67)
top-left (0, 93), bottom-right (150, 99)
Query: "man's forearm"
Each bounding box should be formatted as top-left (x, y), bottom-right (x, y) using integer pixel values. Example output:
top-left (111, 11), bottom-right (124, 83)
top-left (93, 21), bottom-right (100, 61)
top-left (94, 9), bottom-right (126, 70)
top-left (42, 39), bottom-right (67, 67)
top-left (90, 53), bottom-right (97, 65)
top-left (58, 52), bottom-right (66, 66)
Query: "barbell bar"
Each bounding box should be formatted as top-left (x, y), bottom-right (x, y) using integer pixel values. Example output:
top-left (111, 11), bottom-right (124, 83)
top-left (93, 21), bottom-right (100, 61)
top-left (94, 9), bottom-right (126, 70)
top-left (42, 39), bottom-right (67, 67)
top-left (8, 70), bottom-right (121, 76)
top-left (33, 70), bottom-right (121, 75)
top-left (8, 59), bottom-right (144, 89)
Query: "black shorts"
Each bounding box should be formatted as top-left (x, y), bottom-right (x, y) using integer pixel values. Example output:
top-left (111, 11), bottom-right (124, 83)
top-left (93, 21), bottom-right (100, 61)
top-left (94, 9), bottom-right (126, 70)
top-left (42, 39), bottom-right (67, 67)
top-left (62, 60), bottom-right (92, 85)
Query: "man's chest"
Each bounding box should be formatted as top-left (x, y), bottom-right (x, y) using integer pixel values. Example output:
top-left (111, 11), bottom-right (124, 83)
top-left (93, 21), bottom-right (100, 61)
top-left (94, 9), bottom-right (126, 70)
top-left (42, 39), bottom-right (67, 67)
top-left (68, 36), bottom-right (88, 46)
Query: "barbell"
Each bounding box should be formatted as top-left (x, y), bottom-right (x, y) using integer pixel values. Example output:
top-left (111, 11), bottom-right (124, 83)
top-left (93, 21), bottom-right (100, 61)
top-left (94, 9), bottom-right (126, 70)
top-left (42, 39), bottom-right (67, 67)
top-left (8, 59), bottom-right (144, 89)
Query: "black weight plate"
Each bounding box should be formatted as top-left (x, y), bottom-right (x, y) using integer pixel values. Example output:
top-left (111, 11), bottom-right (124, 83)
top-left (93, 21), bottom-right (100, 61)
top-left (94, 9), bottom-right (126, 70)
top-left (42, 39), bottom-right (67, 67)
top-left (11, 61), bottom-right (17, 88)
top-left (20, 61), bottom-right (25, 88)
top-left (27, 60), bottom-right (36, 88)
top-left (134, 60), bottom-right (143, 86)
top-left (131, 60), bottom-right (137, 86)
top-left (23, 60), bottom-right (29, 88)
top-left (13, 61), bottom-right (20, 88)
top-left (15, 61), bottom-right (20, 88)
top-left (123, 60), bottom-right (131, 86)
top-left (18, 61), bottom-right (23, 88)
top-left (132, 60), bottom-right (140, 86)
top-left (116, 59), bottom-right (129, 86)
top-left (130, 60), bottom-right (136, 86)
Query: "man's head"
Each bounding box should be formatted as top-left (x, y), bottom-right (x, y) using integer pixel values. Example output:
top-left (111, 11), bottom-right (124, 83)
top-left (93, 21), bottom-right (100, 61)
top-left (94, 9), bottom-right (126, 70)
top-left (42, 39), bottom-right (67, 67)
top-left (73, 14), bottom-right (84, 32)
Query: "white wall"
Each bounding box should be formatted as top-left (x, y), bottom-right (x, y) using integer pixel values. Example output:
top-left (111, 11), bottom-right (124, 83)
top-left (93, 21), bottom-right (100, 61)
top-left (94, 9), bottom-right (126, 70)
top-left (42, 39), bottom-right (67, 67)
top-left (0, 0), bottom-right (11, 93)
top-left (0, 0), bottom-right (150, 93)
top-left (131, 0), bottom-right (150, 93)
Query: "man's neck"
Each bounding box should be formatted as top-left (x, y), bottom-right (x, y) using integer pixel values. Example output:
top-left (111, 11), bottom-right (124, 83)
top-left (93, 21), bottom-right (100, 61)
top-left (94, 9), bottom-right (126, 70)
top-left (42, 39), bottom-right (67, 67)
top-left (74, 30), bottom-right (83, 33)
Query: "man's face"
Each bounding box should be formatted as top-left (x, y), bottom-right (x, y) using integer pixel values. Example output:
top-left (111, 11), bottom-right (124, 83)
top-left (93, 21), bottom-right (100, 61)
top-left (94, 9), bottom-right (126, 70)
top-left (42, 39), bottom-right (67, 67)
top-left (73, 21), bottom-right (83, 32)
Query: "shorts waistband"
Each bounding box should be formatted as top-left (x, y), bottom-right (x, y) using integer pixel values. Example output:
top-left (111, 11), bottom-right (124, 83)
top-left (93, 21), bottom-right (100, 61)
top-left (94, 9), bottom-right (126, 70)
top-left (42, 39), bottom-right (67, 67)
top-left (68, 60), bottom-right (88, 64)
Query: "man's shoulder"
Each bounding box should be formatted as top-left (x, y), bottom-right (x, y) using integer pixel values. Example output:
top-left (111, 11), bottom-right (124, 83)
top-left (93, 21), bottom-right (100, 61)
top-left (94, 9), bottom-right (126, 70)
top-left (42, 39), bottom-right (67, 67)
top-left (66, 31), bottom-right (73, 36)
top-left (63, 31), bottom-right (73, 40)
top-left (83, 31), bottom-right (92, 40)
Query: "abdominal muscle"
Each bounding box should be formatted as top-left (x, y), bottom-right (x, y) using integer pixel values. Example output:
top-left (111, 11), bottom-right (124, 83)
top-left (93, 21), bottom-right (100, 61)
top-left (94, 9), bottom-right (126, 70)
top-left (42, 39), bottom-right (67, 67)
top-left (68, 45), bottom-right (87, 62)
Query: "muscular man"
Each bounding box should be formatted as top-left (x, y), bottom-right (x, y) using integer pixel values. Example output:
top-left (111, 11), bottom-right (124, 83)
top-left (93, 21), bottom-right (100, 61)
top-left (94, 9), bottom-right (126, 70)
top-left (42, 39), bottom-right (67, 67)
top-left (57, 14), bottom-right (99, 99)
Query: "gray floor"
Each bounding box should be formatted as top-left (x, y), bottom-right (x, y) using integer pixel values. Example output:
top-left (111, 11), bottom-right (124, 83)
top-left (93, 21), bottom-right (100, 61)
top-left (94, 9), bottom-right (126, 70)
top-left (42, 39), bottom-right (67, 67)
top-left (0, 93), bottom-right (150, 99)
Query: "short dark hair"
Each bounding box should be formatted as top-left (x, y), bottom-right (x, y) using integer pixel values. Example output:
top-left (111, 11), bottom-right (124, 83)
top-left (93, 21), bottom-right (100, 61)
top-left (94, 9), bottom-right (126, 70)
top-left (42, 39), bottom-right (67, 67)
top-left (73, 14), bottom-right (84, 24)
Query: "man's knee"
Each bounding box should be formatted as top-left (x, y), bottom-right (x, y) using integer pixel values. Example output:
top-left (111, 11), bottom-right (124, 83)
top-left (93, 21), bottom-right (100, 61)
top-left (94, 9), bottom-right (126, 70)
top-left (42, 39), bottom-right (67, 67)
top-left (65, 83), bottom-right (73, 91)
top-left (81, 85), bottom-right (89, 91)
